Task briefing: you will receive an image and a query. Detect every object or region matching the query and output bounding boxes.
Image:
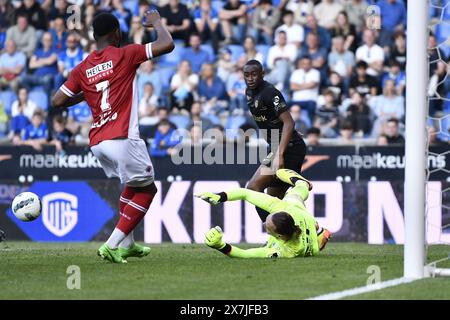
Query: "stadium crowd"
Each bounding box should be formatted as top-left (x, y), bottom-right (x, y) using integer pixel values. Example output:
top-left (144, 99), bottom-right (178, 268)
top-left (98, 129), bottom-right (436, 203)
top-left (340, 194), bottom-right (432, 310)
top-left (0, 0), bottom-right (448, 157)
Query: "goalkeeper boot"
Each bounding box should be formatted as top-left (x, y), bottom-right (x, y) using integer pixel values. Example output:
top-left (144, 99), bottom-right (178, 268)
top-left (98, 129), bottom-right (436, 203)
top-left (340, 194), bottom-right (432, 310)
top-left (97, 243), bottom-right (127, 263)
top-left (318, 228), bottom-right (332, 251)
top-left (276, 169), bottom-right (313, 191)
top-left (118, 243), bottom-right (151, 260)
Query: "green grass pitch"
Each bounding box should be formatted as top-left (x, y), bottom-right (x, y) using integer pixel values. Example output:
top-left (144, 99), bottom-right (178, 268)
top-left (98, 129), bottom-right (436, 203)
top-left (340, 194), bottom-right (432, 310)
top-left (0, 242), bottom-right (449, 300)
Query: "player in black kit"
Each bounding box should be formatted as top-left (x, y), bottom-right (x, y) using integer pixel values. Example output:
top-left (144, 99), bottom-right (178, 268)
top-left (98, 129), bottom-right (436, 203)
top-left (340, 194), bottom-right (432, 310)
top-left (243, 60), bottom-right (307, 221)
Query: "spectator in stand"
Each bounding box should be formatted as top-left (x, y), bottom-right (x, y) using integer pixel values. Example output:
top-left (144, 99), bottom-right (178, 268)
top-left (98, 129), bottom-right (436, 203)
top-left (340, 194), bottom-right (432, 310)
top-left (266, 31), bottom-right (297, 91)
top-left (48, 115), bottom-right (73, 153)
top-left (137, 60), bottom-right (162, 100)
top-left (48, 0), bottom-right (71, 21)
top-left (0, 0), bottom-right (15, 33)
top-left (219, 0), bottom-right (247, 45)
top-left (11, 87), bottom-right (38, 122)
top-left (16, 0), bottom-right (47, 32)
top-left (56, 33), bottom-right (85, 88)
top-left (188, 101), bottom-right (214, 132)
top-left (189, 124), bottom-right (203, 145)
top-left (217, 47), bottom-right (235, 82)
top-left (355, 29), bottom-right (385, 77)
top-left (342, 0), bottom-right (368, 32)
top-left (240, 36), bottom-right (264, 64)
top-left (6, 13), bottom-right (36, 58)
top-left (227, 66), bottom-right (247, 115)
top-left (327, 71), bottom-right (345, 103)
top-left (305, 127), bottom-right (321, 146)
top-left (335, 121), bottom-right (355, 145)
top-left (428, 33), bottom-right (446, 76)
top-left (349, 60), bottom-right (379, 98)
top-left (198, 63), bottom-right (228, 115)
top-left (382, 60), bottom-right (405, 96)
top-left (282, 0), bottom-right (314, 26)
top-left (299, 32), bottom-right (327, 81)
top-left (275, 10), bottom-right (304, 48)
top-left (21, 32), bottom-right (58, 99)
top-left (0, 39), bottom-right (26, 92)
top-left (290, 104), bottom-right (308, 134)
top-left (381, 117), bottom-right (404, 145)
top-left (304, 14), bottom-right (331, 51)
top-left (160, 0), bottom-right (191, 44)
top-left (150, 119), bottom-right (181, 157)
top-left (66, 102), bottom-right (92, 142)
top-left (377, 134), bottom-right (389, 146)
top-left (313, 0), bottom-right (344, 30)
top-left (111, 0), bottom-right (133, 44)
top-left (249, 0), bottom-right (281, 45)
top-left (129, 15), bottom-right (152, 45)
top-left (328, 35), bottom-right (355, 80)
top-left (194, 0), bottom-right (220, 53)
top-left (139, 82), bottom-right (159, 126)
top-left (313, 89), bottom-right (340, 138)
top-left (49, 17), bottom-right (67, 52)
top-left (13, 110), bottom-right (48, 151)
top-left (428, 60), bottom-right (447, 116)
top-left (183, 33), bottom-right (213, 74)
top-left (390, 31), bottom-right (406, 71)
top-left (371, 79), bottom-right (405, 137)
top-left (427, 126), bottom-right (447, 147)
top-left (170, 60), bottom-right (199, 113)
top-left (331, 11), bottom-right (357, 53)
top-left (345, 91), bottom-right (372, 137)
top-left (377, 0), bottom-right (406, 50)
top-left (290, 55), bottom-right (320, 122)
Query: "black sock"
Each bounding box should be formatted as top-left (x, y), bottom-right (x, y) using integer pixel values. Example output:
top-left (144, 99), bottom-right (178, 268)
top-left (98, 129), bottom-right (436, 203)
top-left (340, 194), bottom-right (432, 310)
top-left (255, 206), bottom-right (270, 222)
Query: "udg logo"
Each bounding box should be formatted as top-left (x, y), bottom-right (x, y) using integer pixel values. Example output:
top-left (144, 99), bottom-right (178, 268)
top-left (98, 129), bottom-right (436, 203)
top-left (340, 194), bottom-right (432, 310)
top-left (42, 192), bottom-right (78, 237)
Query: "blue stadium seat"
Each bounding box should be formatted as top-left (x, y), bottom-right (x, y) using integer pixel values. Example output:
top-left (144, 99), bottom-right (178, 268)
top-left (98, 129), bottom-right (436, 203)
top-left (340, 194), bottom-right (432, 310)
top-left (29, 89), bottom-right (48, 111)
top-left (158, 40), bottom-right (185, 67)
top-left (169, 114), bottom-right (190, 129)
top-left (200, 44), bottom-right (216, 61)
top-left (256, 44), bottom-right (271, 66)
top-left (123, 0), bottom-right (139, 16)
top-left (301, 110), bottom-right (311, 129)
top-left (212, 0), bottom-right (225, 13)
top-left (227, 45), bottom-right (245, 62)
top-left (0, 31), bottom-right (5, 51)
top-left (434, 23), bottom-right (450, 45)
top-left (157, 67), bottom-right (176, 92)
top-left (0, 90), bottom-right (17, 115)
top-left (437, 115), bottom-right (450, 142)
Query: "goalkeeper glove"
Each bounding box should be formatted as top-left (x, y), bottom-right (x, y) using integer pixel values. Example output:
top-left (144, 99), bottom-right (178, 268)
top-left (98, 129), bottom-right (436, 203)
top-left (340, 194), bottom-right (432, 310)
top-left (195, 192), bottom-right (227, 205)
top-left (204, 226), bottom-right (226, 250)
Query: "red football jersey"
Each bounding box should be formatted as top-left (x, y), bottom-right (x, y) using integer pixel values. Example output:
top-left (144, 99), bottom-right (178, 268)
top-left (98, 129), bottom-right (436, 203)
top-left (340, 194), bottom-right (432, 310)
top-left (60, 43), bottom-right (153, 146)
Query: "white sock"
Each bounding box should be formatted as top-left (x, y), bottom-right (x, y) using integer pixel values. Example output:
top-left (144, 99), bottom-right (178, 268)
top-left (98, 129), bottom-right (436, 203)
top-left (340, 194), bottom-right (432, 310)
top-left (105, 228), bottom-right (126, 249)
top-left (119, 231), bottom-right (135, 249)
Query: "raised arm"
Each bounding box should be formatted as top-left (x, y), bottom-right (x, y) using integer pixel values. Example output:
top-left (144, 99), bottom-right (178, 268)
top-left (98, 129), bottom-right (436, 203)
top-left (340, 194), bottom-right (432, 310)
top-left (204, 226), bottom-right (280, 258)
top-left (143, 10), bottom-right (175, 58)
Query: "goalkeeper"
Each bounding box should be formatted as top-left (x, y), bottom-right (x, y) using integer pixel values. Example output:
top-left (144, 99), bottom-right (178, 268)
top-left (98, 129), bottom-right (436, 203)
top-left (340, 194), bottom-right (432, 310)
top-left (196, 169), bottom-right (332, 258)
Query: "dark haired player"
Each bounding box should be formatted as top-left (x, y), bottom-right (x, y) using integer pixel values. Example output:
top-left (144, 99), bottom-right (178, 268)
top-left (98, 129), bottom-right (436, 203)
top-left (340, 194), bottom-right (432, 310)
top-left (52, 11), bottom-right (174, 263)
top-left (243, 59), bottom-right (307, 222)
top-left (197, 169), bottom-right (332, 258)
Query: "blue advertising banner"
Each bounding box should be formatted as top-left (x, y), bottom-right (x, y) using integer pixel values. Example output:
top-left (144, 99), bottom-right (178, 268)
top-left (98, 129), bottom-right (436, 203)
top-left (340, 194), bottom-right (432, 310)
top-left (6, 182), bottom-right (115, 241)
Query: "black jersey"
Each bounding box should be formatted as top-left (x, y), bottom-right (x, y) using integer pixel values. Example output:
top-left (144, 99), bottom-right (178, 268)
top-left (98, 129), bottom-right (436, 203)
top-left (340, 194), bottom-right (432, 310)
top-left (246, 81), bottom-right (303, 146)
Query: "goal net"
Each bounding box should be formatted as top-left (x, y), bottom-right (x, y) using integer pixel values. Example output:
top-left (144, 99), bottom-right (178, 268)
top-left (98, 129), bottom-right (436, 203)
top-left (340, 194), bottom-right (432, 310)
top-left (413, 0), bottom-right (450, 278)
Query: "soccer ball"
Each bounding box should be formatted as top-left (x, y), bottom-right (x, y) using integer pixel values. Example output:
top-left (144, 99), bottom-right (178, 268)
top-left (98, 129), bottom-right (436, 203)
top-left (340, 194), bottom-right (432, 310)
top-left (12, 192), bottom-right (42, 222)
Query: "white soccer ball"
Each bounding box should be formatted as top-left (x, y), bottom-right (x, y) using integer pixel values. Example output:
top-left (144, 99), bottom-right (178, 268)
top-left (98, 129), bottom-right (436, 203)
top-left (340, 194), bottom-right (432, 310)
top-left (12, 192), bottom-right (42, 222)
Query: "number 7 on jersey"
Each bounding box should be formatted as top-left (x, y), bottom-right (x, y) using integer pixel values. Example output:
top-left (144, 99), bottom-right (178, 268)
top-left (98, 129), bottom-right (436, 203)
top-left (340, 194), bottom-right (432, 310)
top-left (96, 80), bottom-right (111, 112)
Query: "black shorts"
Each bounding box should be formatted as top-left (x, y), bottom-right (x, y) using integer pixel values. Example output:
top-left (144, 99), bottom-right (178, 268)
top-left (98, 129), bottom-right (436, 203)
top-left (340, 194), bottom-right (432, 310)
top-left (261, 139), bottom-right (307, 173)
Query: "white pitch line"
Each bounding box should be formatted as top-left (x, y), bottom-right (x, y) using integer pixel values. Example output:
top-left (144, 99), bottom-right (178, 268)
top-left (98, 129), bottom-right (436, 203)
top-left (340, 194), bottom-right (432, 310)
top-left (307, 277), bottom-right (420, 300)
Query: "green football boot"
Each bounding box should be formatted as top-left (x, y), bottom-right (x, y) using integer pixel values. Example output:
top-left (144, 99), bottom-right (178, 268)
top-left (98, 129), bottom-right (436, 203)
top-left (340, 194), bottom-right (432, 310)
top-left (276, 169), bottom-right (313, 191)
top-left (118, 243), bottom-right (151, 260)
top-left (97, 243), bottom-right (127, 263)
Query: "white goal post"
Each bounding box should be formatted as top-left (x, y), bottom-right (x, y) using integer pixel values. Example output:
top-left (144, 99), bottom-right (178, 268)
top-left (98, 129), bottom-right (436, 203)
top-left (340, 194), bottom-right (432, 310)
top-left (405, 0), bottom-right (450, 279)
